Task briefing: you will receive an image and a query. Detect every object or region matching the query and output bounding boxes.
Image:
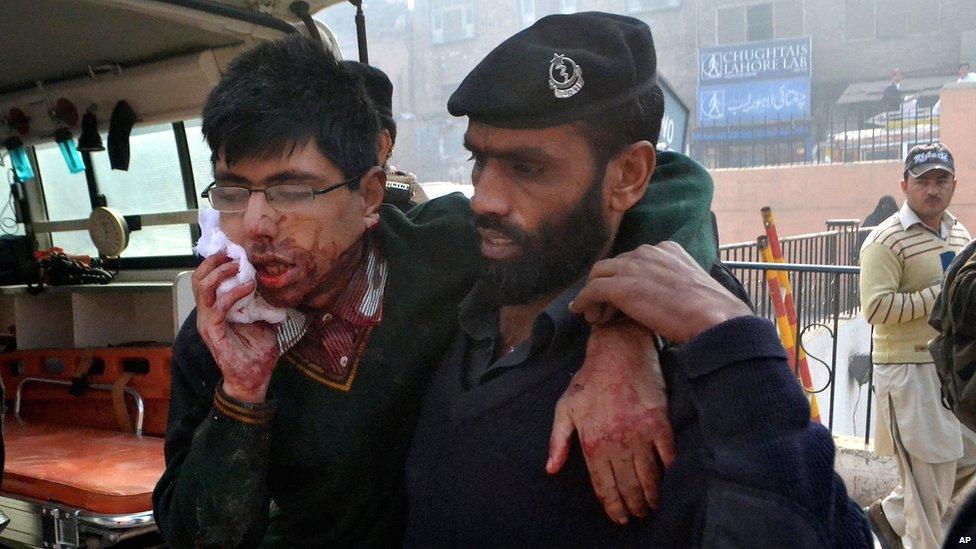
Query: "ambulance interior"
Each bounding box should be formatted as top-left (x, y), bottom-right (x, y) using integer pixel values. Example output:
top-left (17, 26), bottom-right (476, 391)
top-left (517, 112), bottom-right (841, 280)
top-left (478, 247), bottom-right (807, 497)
top-left (0, 1), bottom-right (343, 546)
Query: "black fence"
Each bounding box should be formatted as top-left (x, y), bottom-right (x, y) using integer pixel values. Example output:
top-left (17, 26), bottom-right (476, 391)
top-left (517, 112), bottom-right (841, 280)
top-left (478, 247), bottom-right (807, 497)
top-left (719, 223), bottom-right (876, 438)
top-left (719, 221), bottom-right (870, 328)
top-left (693, 105), bottom-right (940, 170)
top-left (725, 261), bottom-right (865, 436)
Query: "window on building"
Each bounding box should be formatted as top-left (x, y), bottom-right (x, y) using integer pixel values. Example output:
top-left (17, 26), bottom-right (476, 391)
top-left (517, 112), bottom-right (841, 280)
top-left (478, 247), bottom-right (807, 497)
top-left (430, 0), bottom-right (475, 44)
top-left (773, 0), bottom-right (803, 38)
top-left (906, 1), bottom-right (940, 34)
top-left (440, 120), bottom-right (468, 163)
top-left (876, 0), bottom-right (908, 39)
top-left (716, 6), bottom-right (746, 44)
top-left (718, 1), bottom-right (802, 43)
top-left (560, 0), bottom-right (577, 14)
top-left (627, 0), bottom-right (680, 13)
top-left (521, 0), bottom-right (536, 27)
top-left (746, 3), bottom-right (774, 41)
top-left (845, 0), bottom-right (876, 40)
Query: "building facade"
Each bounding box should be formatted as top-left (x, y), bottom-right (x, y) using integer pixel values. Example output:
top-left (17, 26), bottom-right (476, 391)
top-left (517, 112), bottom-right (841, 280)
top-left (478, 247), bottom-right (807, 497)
top-left (318, 0), bottom-right (976, 180)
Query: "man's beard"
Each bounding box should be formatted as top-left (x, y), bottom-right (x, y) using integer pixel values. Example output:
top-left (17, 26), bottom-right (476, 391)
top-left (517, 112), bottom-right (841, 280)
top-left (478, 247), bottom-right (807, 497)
top-left (475, 175), bottom-right (611, 305)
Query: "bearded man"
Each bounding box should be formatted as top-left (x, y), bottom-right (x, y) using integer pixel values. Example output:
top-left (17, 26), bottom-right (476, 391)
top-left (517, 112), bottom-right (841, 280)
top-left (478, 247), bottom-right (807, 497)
top-left (152, 33), bottom-right (718, 547)
top-left (404, 12), bottom-right (870, 548)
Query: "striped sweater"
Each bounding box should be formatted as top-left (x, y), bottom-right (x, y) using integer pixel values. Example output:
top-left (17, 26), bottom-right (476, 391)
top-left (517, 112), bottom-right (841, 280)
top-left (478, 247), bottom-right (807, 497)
top-left (859, 205), bottom-right (970, 363)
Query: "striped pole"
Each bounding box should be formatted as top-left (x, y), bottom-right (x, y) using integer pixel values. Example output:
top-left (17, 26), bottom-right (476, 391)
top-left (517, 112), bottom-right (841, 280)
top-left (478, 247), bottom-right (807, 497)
top-left (759, 238), bottom-right (796, 362)
top-left (759, 236), bottom-right (822, 423)
top-left (761, 208), bottom-right (799, 326)
top-left (761, 208), bottom-right (820, 410)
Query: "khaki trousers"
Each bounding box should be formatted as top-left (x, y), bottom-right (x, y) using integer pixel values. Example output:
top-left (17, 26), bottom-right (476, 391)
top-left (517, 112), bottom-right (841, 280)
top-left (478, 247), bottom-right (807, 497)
top-left (881, 404), bottom-right (976, 549)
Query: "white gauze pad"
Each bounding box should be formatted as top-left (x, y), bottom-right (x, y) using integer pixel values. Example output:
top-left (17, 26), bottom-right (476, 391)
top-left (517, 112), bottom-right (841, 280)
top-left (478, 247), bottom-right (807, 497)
top-left (195, 209), bottom-right (288, 324)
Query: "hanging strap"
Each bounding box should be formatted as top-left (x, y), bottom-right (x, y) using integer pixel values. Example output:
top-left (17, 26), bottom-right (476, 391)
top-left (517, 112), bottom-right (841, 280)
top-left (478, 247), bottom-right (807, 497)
top-left (68, 350), bottom-right (96, 397)
top-left (112, 371), bottom-right (135, 434)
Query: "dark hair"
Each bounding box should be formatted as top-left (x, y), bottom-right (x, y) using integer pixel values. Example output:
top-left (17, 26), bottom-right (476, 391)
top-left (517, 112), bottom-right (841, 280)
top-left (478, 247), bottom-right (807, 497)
top-left (962, 62), bottom-right (971, 70)
top-left (579, 85), bottom-right (665, 169)
top-left (201, 35), bottom-right (381, 186)
top-left (339, 60), bottom-right (397, 147)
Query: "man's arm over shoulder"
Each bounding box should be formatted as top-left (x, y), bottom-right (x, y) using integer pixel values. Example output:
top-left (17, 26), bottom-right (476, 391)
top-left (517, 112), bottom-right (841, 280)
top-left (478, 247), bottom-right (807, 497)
top-left (381, 192), bottom-right (480, 270)
top-left (404, 191), bottom-right (473, 225)
top-left (152, 310), bottom-right (274, 548)
top-left (860, 240), bottom-right (940, 325)
top-left (547, 154), bottom-right (718, 522)
top-left (570, 244), bottom-right (870, 547)
top-left (668, 317), bottom-right (870, 547)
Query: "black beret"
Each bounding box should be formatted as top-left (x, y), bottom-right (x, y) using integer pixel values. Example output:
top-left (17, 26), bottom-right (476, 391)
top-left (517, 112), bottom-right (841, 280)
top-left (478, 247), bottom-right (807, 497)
top-left (448, 12), bottom-right (657, 128)
top-left (340, 60), bottom-right (394, 122)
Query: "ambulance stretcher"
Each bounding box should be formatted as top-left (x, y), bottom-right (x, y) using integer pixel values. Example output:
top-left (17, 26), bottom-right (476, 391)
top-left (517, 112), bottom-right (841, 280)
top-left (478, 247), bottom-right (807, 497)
top-left (0, 348), bottom-right (171, 548)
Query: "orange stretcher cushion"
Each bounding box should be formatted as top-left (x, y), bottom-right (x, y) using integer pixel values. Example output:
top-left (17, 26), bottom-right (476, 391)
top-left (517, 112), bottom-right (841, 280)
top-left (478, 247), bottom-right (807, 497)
top-left (2, 420), bottom-right (165, 515)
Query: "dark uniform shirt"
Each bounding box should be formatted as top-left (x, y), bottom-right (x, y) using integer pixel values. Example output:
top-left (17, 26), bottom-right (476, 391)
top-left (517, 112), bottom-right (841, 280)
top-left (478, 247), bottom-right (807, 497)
top-left (459, 279), bottom-right (585, 389)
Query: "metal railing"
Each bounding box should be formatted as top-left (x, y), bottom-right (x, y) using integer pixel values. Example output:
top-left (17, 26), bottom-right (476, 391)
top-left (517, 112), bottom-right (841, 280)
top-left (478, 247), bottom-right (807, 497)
top-left (719, 222), bottom-right (880, 440)
top-left (13, 377), bottom-right (146, 436)
top-left (692, 105), bottom-right (940, 169)
top-left (720, 221), bottom-right (870, 327)
top-left (724, 261), bottom-right (865, 436)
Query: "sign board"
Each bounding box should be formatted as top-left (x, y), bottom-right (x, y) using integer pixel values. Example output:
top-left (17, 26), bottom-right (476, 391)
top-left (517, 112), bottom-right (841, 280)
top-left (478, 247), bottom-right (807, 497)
top-left (658, 75), bottom-right (689, 153)
top-left (698, 37), bottom-right (811, 126)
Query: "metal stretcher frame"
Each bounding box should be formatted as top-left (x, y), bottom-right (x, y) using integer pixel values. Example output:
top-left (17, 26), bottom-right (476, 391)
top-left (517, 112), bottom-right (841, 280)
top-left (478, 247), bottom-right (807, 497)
top-left (14, 377), bottom-right (146, 436)
top-left (0, 493), bottom-right (157, 548)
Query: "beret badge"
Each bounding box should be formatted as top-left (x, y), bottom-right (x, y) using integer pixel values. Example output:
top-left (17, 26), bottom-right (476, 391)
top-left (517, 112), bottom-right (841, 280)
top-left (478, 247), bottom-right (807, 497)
top-left (548, 54), bottom-right (584, 99)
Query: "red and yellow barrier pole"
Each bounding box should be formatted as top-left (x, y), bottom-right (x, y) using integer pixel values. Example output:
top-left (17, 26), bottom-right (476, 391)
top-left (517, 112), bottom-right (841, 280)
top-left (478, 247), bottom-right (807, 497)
top-left (759, 234), bottom-right (821, 423)
top-left (761, 208), bottom-right (819, 402)
top-left (761, 207), bottom-right (801, 332)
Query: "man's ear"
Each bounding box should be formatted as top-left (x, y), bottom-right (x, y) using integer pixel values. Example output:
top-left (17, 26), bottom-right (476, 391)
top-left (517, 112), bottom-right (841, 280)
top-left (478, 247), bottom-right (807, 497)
top-left (378, 129), bottom-right (393, 166)
top-left (358, 166), bottom-right (386, 227)
top-left (608, 141), bottom-right (656, 212)
top-left (900, 178), bottom-right (909, 195)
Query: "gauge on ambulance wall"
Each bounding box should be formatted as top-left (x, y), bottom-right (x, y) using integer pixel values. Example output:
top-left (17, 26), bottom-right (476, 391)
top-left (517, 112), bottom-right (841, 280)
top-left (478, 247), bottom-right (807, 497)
top-left (88, 207), bottom-right (130, 257)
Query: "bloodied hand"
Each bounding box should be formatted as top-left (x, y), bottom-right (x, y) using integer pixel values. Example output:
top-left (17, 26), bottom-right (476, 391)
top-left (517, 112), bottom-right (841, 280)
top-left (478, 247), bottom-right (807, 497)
top-left (548, 318), bottom-right (674, 524)
top-left (193, 252), bottom-right (279, 403)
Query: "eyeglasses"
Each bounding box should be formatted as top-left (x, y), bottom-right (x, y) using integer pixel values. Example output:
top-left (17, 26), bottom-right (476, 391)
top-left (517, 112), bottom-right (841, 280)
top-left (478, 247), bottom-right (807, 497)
top-left (200, 176), bottom-right (359, 212)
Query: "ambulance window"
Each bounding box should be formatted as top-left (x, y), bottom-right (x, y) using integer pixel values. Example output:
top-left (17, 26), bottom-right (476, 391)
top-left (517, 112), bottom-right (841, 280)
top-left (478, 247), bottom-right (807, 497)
top-left (34, 122), bottom-right (200, 259)
top-left (89, 122), bottom-right (193, 256)
top-left (184, 119), bottom-right (215, 198)
top-left (34, 142), bottom-right (99, 256)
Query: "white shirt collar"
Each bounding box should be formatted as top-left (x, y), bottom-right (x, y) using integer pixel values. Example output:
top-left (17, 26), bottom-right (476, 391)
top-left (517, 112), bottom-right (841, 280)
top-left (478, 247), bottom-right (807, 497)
top-left (898, 201), bottom-right (956, 239)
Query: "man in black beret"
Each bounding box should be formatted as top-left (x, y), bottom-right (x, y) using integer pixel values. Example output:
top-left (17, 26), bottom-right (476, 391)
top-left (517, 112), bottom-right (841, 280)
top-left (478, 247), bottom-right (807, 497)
top-left (404, 12), bottom-right (870, 547)
top-left (340, 60), bottom-right (429, 210)
top-left (155, 33), bottom-right (707, 547)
